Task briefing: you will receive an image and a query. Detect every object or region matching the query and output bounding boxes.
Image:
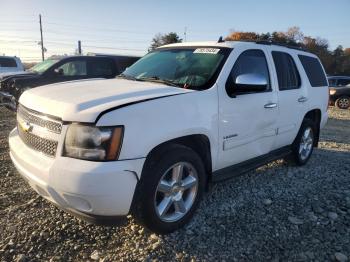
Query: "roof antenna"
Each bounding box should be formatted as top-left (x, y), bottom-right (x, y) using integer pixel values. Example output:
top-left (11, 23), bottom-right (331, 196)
top-left (218, 36), bottom-right (224, 43)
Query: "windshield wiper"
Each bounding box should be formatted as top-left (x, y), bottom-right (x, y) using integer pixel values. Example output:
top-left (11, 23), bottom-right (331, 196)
top-left (117, 73), bottom-right (141, 81)
top-left (118, 74), bottom-right (182, 88)
top-left (138, 76), bottom-right (181, 87)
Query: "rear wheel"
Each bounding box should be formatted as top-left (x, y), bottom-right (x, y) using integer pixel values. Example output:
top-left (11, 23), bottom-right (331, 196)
top-left (336, 96), bottom-right (350, 109)
top-left (132, 144), bottom-right (206, 234)
top-left (286, 119), bottom-right (316, 166)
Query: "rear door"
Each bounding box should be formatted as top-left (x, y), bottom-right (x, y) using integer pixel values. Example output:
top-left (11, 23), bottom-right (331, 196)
top-left (298, 54), bottom-right (329, 125)
top-left (268, 49), bottom-right (307, 149)
top-left (217, 45), bottom-right (278, 169)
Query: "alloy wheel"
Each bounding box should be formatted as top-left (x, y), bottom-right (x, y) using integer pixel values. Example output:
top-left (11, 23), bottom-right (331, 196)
top-left (299, 127), bottom-right (314, 161)
top-left (338, 98), bottom-right (349, 109)
top-left (154, 162), bottom-right (198, 222)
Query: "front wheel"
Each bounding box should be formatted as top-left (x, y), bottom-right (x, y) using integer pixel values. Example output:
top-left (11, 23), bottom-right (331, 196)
top-left (336, 96), bottom-right (350, 109)
top-left (287, 119), bottom-right (316, 166)
top-left (132, 144), bottom-right (206, 234)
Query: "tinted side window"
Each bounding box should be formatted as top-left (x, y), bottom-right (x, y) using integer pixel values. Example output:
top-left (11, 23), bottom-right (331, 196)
top-left (337, 78), bottom-right (350, 87)
top-left (272, 51), bottom-right (301, 90)
top-left (58, 60), bottom-right (87, 76)
top-left (226, 49), bottom-right (270, 96)
top-left (298, 55), bottom-right (327, 87)
top-left (90, 59), bottom-right (114, 77)
top-left (0, 58), bottom-right (17, 67)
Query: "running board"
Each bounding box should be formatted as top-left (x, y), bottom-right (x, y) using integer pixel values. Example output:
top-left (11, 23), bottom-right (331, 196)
top-left (212, 146), bottom-right (292, 182)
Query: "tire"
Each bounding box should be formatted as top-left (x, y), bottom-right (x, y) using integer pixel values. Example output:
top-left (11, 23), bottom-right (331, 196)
top-left (132, 144), bottom-right (206, 234)
top-left (336, 96), bottom-right (350, 109)
top-left (286, 119), bottom-right (316, 166)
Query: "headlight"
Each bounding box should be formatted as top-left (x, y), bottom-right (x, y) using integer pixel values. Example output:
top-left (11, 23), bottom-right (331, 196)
top-left (329, 89), bottom-right (336, 95)
top-left (63, 124), bottom-right (124, 161)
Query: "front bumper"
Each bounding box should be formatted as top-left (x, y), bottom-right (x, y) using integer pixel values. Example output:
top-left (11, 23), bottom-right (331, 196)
top-left (9, 128), bottom-right (145, 222)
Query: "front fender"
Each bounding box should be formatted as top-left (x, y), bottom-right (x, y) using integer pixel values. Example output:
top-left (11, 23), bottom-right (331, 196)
top-left (96, 88), bottom-right (219, 168)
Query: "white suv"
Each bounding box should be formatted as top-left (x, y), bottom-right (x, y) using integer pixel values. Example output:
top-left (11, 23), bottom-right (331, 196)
top-left (9, 41), bottom-right (329, 233)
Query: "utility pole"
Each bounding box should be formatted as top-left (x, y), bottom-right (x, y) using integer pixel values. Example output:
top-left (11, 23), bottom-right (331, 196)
top-left (78, 40), bottom-right (82, 55)
top-left (184, 27), bottom-right (187, 42)
top-left (39, 14), bottom-right (44, 61)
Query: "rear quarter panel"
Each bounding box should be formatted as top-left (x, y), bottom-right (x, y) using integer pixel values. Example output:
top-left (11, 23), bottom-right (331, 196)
top-left (295, 52), bottom-right (329, 128)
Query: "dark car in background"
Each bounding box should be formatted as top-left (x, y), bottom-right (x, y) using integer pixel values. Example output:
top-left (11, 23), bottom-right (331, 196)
top-left (328, 76), bottom-right (350, 109)
top-left (0, 54), bottom-right (140, 110)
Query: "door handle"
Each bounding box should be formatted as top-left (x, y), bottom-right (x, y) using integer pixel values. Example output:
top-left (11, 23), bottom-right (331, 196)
top-left (298, 96), bottom-right (308, 103)
top-left (264, 103), bottom-right (277, 109)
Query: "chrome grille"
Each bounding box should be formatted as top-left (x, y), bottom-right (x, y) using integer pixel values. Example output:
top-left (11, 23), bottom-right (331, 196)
top-left (16, 104), bottom-right (62, 157)
top-left (17, 105), bottom-right (62, 134)
top-left (18, 125), bottom-right (58, 156)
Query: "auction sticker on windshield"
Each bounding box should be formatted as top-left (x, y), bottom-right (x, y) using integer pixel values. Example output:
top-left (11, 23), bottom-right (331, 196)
top-left (193, 48), bottom-right (220, 54)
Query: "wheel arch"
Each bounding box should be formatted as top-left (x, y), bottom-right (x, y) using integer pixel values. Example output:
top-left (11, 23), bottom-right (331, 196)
top-left (303, 108), bottom-right (321, 147)
top-left (144, 134), bottom-right (212, 185)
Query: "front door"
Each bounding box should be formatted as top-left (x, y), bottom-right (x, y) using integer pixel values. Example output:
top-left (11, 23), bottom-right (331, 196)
top-left (216, 46), bottom-right (278, 169)
top-left (49, 59), bottom-right (88, 84)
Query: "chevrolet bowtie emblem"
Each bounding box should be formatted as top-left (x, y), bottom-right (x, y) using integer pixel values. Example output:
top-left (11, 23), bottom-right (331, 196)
top-left (19, 120), bottom-right (33, 133)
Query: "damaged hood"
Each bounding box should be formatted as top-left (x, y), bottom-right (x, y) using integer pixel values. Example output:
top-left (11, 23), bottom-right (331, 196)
top-left (0, 71), bottom-right (35, 81)
top-left (19, 78), bottom-right (191, 122)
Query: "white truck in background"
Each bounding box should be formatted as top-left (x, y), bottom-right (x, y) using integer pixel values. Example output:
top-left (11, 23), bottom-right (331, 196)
top-left (0, 56), bottom-right (24, 74)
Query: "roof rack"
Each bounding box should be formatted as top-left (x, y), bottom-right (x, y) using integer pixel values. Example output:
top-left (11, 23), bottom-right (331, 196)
top-left (255, 40), bottom-right (309, 52)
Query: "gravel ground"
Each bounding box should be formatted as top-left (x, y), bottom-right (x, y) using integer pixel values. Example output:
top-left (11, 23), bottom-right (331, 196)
top-left (0, 107), bottom-right (350, 262)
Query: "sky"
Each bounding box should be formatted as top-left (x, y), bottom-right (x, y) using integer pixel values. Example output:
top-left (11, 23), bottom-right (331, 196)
top-left (0, 0), bottom-right (349, 62)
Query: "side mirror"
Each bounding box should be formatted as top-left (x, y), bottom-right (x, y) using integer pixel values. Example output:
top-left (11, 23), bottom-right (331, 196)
top-left (233, 73), bottom-right (268, 93)
top-left (54, 68), bottom-right (64, 76)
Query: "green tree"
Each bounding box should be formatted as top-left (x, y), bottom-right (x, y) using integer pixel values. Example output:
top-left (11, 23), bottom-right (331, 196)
top-left (149, 32), bottom-right (182, 51)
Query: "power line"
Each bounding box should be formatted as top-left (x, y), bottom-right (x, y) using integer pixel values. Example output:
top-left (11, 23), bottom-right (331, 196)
top-left (0, 20), bottom-right (36, 24)
top-left (41, 28), bottom-right (153, 39)
top-left (0, 40), bottom-right (37, 44)
top-left (0, 39), bottom-right (74, 46)
top-left (0, 35), bottom-right (39, 40)
top-left (0, 28), bottom-right (38, 32)
top-left (1, 47), bottom-right (41, 52)
top-left (43, 16), bottom-right (211, 36)
top-left (45, 22), bottom-right (155, 35)
top-left (0, 34), bottom-right (148, 44)
top-left (0, 35), bottom-right (148, 48)
top-left (1, 41), bottom-right (146, 52)
top-left (82, 45), bottom-right (145, 51)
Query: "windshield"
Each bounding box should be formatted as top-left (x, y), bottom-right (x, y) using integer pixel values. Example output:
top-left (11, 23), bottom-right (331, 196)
top-left (29, 59), bottom-right (59, 73)
top-left (122, 47), bottom-right (231, 90)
